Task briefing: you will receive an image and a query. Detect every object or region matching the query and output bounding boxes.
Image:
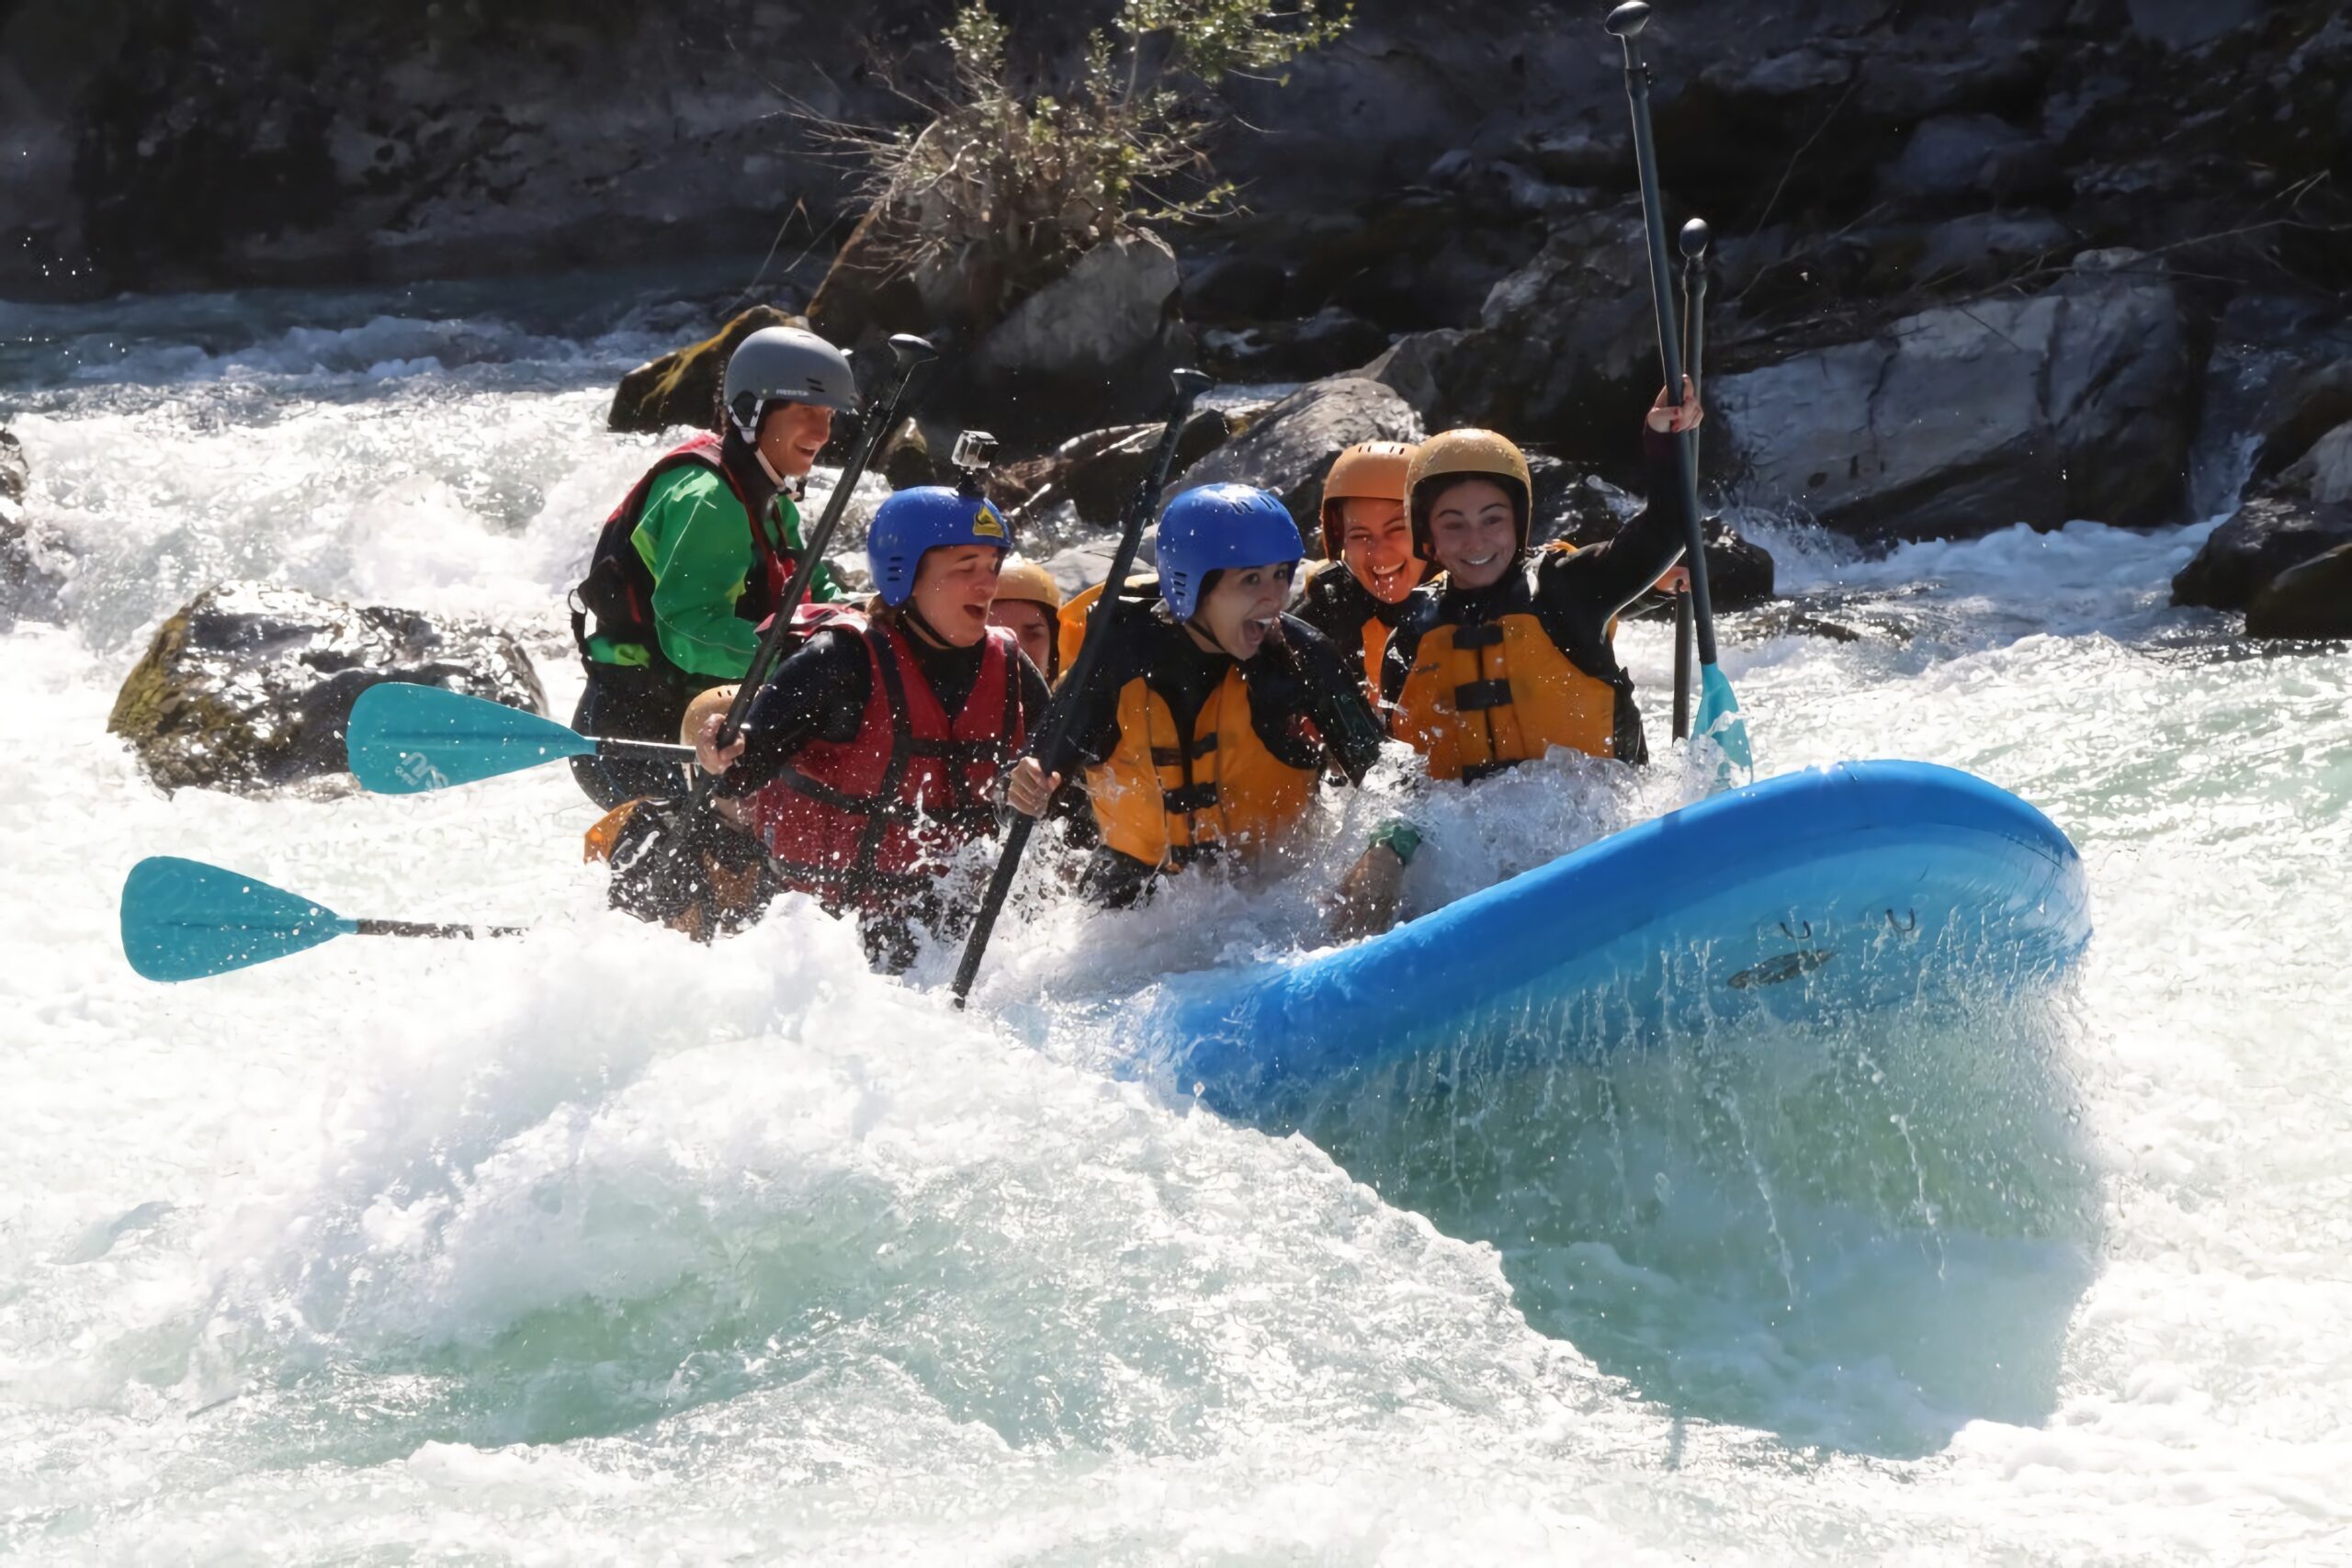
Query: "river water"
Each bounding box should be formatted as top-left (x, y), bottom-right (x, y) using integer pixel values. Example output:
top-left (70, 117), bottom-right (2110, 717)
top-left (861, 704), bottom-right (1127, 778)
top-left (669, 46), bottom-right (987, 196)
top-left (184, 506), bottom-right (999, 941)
top-left (2, 278), bottom-right (2346, 1563)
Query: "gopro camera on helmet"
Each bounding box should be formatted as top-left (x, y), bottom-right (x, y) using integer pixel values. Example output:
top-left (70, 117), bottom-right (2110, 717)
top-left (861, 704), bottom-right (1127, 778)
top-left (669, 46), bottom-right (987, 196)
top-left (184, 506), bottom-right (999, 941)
top-left (949, 430), bottom-right (999, 498)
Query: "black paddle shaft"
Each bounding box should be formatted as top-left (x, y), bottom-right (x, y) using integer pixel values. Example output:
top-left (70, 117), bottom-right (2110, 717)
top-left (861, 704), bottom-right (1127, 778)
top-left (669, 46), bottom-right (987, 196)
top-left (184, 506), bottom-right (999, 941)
top-left (1672, 216), bottom-right (1710, 742)
top-left (951, 367), bottom-right (1216, 1005)
top-left (715, 333), bottom-right (939, 750)
top-left (354, 919), bottom-right (527, 939)
top-left (1606, 1), bottom-right (1722, 671)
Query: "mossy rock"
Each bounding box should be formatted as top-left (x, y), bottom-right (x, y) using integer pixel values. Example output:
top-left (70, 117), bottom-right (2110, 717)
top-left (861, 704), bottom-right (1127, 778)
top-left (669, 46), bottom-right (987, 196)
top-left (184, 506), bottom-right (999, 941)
top-left (607, 305), bottom-right (807, 435)
top-left (108, 581), bottom-right (545, 795)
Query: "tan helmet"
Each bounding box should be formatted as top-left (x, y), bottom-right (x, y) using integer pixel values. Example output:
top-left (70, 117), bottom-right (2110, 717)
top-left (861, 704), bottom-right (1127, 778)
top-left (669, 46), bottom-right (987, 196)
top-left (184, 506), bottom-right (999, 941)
top-left (1317, 440), bottom-right (1418, 558)
top-left (1407, 428), bottom-right (1533, 558)
top-left (993, 555), bottom-right (1064, 612)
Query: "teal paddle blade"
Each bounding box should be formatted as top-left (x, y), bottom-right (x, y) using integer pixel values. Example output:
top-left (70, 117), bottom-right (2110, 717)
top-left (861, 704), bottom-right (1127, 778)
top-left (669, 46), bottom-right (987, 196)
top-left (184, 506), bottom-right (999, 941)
top-left (121, 857), bottom-right (357, 983)
top-left (1695, 662), bottom-right (1754, 787)
top-left (346, 682), bottom-right (591, 794)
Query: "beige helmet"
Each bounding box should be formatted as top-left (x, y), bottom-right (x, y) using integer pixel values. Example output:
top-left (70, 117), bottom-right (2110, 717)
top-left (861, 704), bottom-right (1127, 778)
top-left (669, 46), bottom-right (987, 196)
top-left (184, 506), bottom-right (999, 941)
top-left (1317, 440), bottom-right (1418, 558)
top-left (993, 556), bottom-right (1064, 612)
top-left (1407, 429), bottom-right (1533, 558)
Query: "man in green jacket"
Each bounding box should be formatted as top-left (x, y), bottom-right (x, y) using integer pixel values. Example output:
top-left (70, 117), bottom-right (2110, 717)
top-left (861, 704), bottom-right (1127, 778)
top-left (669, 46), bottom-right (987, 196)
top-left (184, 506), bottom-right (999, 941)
top-left (570, 326), bottom-right (857, 807)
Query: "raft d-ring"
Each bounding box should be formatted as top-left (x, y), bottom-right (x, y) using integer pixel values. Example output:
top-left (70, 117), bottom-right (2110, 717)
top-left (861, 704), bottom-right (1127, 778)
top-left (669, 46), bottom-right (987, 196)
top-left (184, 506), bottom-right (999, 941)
top-left (1884, 908), bottom-right (1918, 935)
top-left (1778, 919), bottom-right (1814, 941)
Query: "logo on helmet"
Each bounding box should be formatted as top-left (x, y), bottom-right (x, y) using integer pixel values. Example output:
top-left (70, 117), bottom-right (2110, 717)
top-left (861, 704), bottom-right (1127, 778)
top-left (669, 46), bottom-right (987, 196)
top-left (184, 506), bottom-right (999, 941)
top-left (971, 509), bottom-right (1006, 539)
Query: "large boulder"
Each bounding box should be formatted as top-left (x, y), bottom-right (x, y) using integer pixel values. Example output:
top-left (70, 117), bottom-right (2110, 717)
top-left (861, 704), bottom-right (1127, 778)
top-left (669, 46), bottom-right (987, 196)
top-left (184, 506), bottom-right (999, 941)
top-left (2172, 430), bottom-right (2352, 615)
top-left (989, 410), bottom-right (1245, 532)
top-left (1168, 377), bottom-right (1424, 544)
top-left (1200, 308), bottom-right (1390, 385)
top-left (2245, 544), bottom-right (2352, 640)
top-left (0, 429), bottom-right (74, 631)
top-left (960, 232), bottom-right (1194, 446)
top-left (1710, 254), bottom-right (2193, 540)
top-left (607, 305), bottom-right (805, 435)
top-left (107, 581), bottom-right (545, 795)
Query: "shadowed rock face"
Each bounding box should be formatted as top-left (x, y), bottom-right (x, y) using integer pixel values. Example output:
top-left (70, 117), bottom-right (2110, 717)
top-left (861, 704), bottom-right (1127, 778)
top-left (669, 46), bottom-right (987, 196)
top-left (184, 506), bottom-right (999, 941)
top-left (2245, 543), bottom-right (2352, 640)
top-left (1169, 378), bottom-right (1425, 545)
top-left (2176, 417), bottom-right (2352, 613)
top-left (107, 581), bottom-right (546, 795)
top-left (1709, 257), bottom-right (2192, 541)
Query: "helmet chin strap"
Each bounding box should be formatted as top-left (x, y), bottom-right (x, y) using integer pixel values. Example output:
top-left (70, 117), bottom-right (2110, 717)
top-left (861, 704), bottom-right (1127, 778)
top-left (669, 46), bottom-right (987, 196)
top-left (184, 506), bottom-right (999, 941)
top-left (901, 598), bottom-right (954, 649)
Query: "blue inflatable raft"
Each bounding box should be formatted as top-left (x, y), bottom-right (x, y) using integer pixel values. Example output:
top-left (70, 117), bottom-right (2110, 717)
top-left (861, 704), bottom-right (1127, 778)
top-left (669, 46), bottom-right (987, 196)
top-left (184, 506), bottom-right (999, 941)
top-left (1139, 761), bottom-right (2089, 1122)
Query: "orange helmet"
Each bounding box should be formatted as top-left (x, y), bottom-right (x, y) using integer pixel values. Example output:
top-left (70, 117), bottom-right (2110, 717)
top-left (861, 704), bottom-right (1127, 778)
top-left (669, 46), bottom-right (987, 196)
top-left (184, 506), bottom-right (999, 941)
top-left (993, 556), bottom-right (1063, 612)
top-left (1317, 440), bottom-right (1418, 558)
top-left (1407, 429), bottom-right (1532, 559)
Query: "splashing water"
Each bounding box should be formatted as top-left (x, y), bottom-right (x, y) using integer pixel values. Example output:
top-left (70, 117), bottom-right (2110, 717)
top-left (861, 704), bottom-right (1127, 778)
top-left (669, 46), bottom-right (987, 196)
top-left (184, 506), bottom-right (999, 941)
top-left (3, 279), bottom-right (2348, 1562)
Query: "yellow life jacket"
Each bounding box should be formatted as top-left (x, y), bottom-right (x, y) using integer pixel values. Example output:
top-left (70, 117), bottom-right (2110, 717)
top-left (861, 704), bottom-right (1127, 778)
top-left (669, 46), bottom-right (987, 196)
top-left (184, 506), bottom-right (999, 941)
top-left (1393, 612), bottom-right (1623, 780)
top-left (1057, 574), bottom-right (1158, 685)
top-left (1085, 667), bottom-right (1320, 870)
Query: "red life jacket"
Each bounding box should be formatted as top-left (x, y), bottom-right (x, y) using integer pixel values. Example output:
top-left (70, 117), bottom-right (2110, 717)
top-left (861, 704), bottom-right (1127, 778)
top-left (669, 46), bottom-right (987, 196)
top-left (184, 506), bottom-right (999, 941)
top-left (744, 610), bottom-right (1026, 912)
top-left (571, 432), bottom-right (791, 671)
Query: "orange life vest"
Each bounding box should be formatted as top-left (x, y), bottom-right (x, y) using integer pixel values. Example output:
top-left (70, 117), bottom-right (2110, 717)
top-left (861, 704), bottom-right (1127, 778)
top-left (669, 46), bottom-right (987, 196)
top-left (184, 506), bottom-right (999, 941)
top-left (1392, 613), bottom-right (1624, 781)
top-left (742, 610), bottom-right (1024, 909)
top-left (1085, 667), bottom-right (1320, 871)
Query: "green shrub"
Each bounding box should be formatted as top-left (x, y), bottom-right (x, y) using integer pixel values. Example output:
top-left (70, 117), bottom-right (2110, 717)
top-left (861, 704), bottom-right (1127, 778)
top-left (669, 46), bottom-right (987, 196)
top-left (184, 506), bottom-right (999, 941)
top-left (849, 0), bottom-right (1350, 320)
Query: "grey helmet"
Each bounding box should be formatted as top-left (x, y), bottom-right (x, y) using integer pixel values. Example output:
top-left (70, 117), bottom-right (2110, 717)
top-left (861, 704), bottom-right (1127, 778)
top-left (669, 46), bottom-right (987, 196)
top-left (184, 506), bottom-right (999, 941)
top-left (723, 326), bottom-right (858, 438)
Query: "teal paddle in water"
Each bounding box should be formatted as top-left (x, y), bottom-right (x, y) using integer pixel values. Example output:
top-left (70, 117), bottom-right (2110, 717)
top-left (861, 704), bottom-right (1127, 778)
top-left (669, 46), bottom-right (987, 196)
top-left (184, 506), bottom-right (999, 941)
top-left (346, 682), bottom-right (692, 795)
top-left (120, 856), bottom-right (521, 982)
top-left (1608, 0), bottom-right (1754, 784)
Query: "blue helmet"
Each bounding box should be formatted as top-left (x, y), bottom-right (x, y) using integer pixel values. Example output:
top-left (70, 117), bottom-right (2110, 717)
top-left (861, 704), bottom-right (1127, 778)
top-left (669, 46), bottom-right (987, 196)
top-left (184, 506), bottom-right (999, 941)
top-left (866, 486), bottom-right (1013, 606)
top-left (1156, 483), bottom-right (1304, 621)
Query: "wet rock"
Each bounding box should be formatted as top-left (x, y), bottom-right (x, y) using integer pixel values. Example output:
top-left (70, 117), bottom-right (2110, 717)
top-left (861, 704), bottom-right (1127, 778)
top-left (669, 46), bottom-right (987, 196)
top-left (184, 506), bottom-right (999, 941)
top-left (107, 581), bottom-right (546, 795)
top-left (2245, 543), bottom-right (2352, 640)
top-left (607, 305), bottom-right (806, 436)
top-left (1359, 328), bottom-right (1474, 424)
top-left (2198, 296), bottom-right (2352, 492)
top-left (989, 410), bottom-right (1244, 531)
top-left (1534, 465), bottom-right (1776, 612)
top-left (1711, 254), bottom-right (2193, 540)
top-left (1169, 377), bottom-right (1424, 543)
top-left (2278, 419), bottom-right (2352, 505)
top-left (962, 232), bottom-right (1193, 446)
top-left (1, 506), bottom-right (76, 632)
top-left (1201, 308), bottom-right (1390, 385)
top-left (2172, 493), bottom-right (2352, 610)
top-left (0, 428), bottom-right (27, 503)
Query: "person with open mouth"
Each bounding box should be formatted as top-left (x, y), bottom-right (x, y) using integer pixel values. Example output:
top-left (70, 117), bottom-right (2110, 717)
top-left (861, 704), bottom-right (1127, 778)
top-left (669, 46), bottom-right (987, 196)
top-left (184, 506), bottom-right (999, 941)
top-left (1003, 483), bottom-right (1419, 935)
top-left (684, 484), bottom-right (1055, 971)
top-left (567, 325), bottom-right (856, 809)
top-left (1382, 385), bottom-right (1702, 782)
top-left (1296, 439), bottom-right (1424, 697)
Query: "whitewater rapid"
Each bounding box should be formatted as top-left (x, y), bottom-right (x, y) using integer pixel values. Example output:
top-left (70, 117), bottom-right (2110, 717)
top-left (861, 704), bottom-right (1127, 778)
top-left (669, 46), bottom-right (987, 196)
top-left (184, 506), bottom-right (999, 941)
top-left (2, 280), bottom-right (2346, 1563)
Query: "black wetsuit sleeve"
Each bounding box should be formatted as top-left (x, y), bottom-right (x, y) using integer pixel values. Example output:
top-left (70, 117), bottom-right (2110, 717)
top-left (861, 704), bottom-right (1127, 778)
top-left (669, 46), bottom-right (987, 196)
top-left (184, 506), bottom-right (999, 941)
top-left (713, 629), bottom-right (872, 796)
top-left (1276, 616), bottom-right (1387, 785)
top-left (1558, 423), bottom-right (1692, 621)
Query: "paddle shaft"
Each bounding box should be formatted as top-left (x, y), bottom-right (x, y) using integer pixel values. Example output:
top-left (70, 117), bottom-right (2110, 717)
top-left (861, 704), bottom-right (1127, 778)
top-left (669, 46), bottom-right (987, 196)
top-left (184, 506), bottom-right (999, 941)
top-left (950, 368), bottom-right (1215, 1005)
top-left (1609, 5), bottom-right (1721, 671)
top-left (354, 919), bottom-right (528, 940)
top-left (715, 333), bottom-right (938, 750)
top-left (592, 737), bottom-right (695, 764)
top-left (1672, 218), bottom-right (1710, 742)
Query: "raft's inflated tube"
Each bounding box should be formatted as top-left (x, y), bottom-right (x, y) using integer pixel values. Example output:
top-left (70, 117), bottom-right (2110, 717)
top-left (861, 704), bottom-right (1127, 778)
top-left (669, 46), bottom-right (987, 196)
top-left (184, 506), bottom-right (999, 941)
top-left (1141, 761), bottom-right (2090, 1121)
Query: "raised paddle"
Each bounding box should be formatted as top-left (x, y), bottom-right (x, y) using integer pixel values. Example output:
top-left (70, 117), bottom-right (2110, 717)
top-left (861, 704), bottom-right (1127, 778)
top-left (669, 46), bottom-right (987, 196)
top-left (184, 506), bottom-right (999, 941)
top-left (1671, 215), bottom-right (1709, 743)
top-left (347, 682), bottom-right (694, 794)
top-left (1607, 1), bottom-right (1753, 780)
top-left (120, 856), bottom-right (522, 983)
top-left (950, 367), bottom-right (1215, 1005)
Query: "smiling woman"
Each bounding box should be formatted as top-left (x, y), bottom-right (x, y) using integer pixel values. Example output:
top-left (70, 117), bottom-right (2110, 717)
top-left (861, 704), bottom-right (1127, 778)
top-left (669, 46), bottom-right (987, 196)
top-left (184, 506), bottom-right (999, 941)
top-left (682, 486), bottom-right (1053, 969)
